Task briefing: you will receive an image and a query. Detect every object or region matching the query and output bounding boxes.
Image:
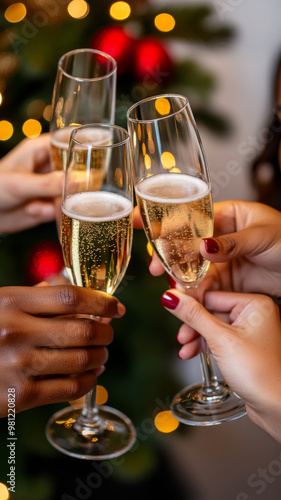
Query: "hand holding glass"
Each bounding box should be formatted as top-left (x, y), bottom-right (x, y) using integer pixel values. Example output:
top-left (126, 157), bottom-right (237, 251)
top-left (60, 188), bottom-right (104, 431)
top-left (46, 124), bottom-right (136, 459)
top-left (127, 94), bottom-right (246, 425)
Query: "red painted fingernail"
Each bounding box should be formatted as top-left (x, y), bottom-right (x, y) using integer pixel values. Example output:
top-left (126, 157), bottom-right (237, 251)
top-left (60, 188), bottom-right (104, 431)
top-left (161, 292), bottom-right (179, 310)
top-left (167, 274), bottom-right (176, 288)
top-left (203, 238), bottom-right (219, 254)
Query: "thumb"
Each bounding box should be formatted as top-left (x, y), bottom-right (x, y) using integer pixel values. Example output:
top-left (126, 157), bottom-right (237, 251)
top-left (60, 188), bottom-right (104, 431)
top-left (160, 289), bottom-right (229, 347)
top-left (200, 226), bottom-right (272, 263)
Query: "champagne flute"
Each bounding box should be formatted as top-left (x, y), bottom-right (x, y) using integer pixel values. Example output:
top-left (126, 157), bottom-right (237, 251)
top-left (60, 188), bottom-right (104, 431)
top-left (46, 124), bottom-right (136, 459)
top-left (50, 48), bottom-right (117, 172)
top-left (127, 94), bottom-right (246, 426)
top-left (49, 48), bottom-right (117, 281)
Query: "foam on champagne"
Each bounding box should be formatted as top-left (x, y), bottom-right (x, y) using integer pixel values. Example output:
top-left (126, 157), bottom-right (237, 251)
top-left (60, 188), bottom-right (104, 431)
top-left (51, 127), bottom-right (112, 149)
top-left (135, 173), bottom-right (210, 203)
top-left (63, 191), bottom-right (133, 222)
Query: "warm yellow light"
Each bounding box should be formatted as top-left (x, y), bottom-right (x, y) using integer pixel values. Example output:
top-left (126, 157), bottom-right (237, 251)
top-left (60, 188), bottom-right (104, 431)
top-left (161, 151), bottom-right (175, 169)
top-left (110, 1), bottom-right (131, 20)
top-left (67, 0), bottom-right (89, 19)
top-left (154, 13), bottom-right (175, 33)
top-left (154, 410), bottom-right (179, 433)
top-left (27, 100), bottom-right (46, 119)
top-left (0, 94), bottom-right (2, 106)
top-left (170, 167), bottom-right (181, 173)
top-left (0, 121), bottom-right (14, 141)
top-left (144, 153), bottom-right (151, 170)
top-left (155, 97), bottom-right (171, 116)
top-left (146, 242), bottom-right (153, 257)
top-left (22, 119), bottom-right (42, 138)
top-left (0, 482), bottom-right (9, 500)
top-left (5, 3), bottom-right (27, 23)
top-left (43, 104), bottom-right (52, 121)
top-left (96, 385), bottom-right (108, 405)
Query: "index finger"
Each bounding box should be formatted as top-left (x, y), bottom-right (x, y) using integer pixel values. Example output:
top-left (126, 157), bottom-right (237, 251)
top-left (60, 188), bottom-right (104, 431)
top-left (0, 285), bottom-right (125, 318)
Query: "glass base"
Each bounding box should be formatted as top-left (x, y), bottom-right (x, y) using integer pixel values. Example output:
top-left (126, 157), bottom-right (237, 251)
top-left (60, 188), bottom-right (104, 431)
top-left (171, 381), bottom-right (247, 426)
top-left (46, 404), bottom-right (136, 460)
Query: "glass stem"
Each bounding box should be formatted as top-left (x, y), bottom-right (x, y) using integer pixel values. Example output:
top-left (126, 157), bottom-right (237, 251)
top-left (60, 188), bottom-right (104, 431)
top-left (82, 386), bottom-right (99, 418)
top-left (200, 338), bottom-right (224, 398)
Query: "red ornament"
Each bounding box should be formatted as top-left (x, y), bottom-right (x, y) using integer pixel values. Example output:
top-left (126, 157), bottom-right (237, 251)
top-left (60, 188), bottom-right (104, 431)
top-left (26, 241), bottom-right (64, 285)
top-left (133, 38), bottom-right (174, 87)
top-left (90, 25), bottom-right (135, 76)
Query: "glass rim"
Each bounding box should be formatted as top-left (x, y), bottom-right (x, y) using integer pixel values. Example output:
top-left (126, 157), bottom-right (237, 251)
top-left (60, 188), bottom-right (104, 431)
top-left (58, 48), bottom-right (117, 82)
top-left (127, 93), bottom-right (189, 124)
top-left (70, 123), bottom-right (129, 149)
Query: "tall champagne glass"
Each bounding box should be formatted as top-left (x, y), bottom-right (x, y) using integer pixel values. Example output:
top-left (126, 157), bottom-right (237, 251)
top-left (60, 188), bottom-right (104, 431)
top-left (50, 48), bottom-right (117, 172)
top-left (46, 124), bottom-right (136, 459)
top-left (49, 48), bottom-right (117, 281)
top-left (127, 94), bottom-right (246, 426)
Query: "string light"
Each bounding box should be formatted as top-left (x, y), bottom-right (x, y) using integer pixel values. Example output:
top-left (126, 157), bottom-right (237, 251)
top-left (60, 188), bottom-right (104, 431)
top-left (146, 242), bottom-right (153, 256)
top-left (27, 100), bottom-right (46, 119)
top-left (0, 483), bottom-right (9, 500)
top-left (67, 0), bottom-right (90, 19)
top-left (0, 93), bottom-right (2, 106)
top-left (155, 97), bottom-right (171, 116)
top-left (154, 410), bottom-right (179, 433)
top-left (154, 13), bottom-right (175, 33)
top-left (22, 119), bottom-right (42, 138)
top-left (0, 121), bottom-right (14, 141)
top-left (96, 385), bottom-right (108, 405)
top-left (5, 3), bottom-right (27, 23)
top-left (161, 151), bottom-right (176, 169)
top-left (144, 153), bottom-right (151, 170)
top-left (110, 1), bottom-right (131, 20)
top-left (43, 104), bottom-right (52, 121)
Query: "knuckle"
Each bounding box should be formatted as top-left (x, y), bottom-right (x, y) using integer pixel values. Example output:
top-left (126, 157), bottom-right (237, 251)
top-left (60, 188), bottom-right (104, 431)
top-left (57, 286), bottom-right (80, 310)
top-left (76, 349), bottom-right (92, 371)
top-left (221, 235), bottom-right (238, 256)
top-left (16, 381), bottom-right (36, 409)
top-left (0, 323), bottom-right (15, 343)
top-left (67, 377), bottom-right (84, 400)
top-left (183, 302), bottom-right (202, 325)
top-left (0, 290), bottom-right (18, 311)
top-left (94, 291), bottom-right (117, 317)
top-left (76, 319), bottom-right (96, 344)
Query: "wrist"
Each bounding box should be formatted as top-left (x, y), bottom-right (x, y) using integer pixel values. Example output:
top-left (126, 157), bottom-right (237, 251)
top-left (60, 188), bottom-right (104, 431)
top-left (248, 394), bottom-right (281, 445)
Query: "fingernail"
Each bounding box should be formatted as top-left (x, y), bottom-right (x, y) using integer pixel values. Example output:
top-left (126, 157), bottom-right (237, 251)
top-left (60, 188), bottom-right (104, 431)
top-left (203, 238), bottom-right (219, 254)
top-left (178, 350), bottom-right (183, 359)
top-left (167, 274), bottom-right (176, 289)
top-left (95, 365), bottom-right (105, 377)
top-left (176, 332), bottom-right (183, 344)
top-left (117, 302), bottom-right (126, 316)
top-left (161, 291), bottom-right (179, 310)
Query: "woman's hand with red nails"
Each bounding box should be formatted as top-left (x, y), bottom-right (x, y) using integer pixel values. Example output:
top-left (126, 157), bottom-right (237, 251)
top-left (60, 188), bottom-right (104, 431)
top-left (161, 288), bottom-right (281, 445)
top-left (0, 285), bottom-right (125, 417)
top-left (200, 200), bottom-right (281, 296)
top-left (134, 201), bottom-right (281, 297)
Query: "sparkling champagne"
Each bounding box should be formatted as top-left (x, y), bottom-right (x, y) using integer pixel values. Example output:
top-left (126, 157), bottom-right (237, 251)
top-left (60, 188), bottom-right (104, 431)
top-left (135, 173), bottom-right (213, 286)
top-left (62, 191), bottom-right (133, 294)
top-left (50, 127), bottom-right (112, 172)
